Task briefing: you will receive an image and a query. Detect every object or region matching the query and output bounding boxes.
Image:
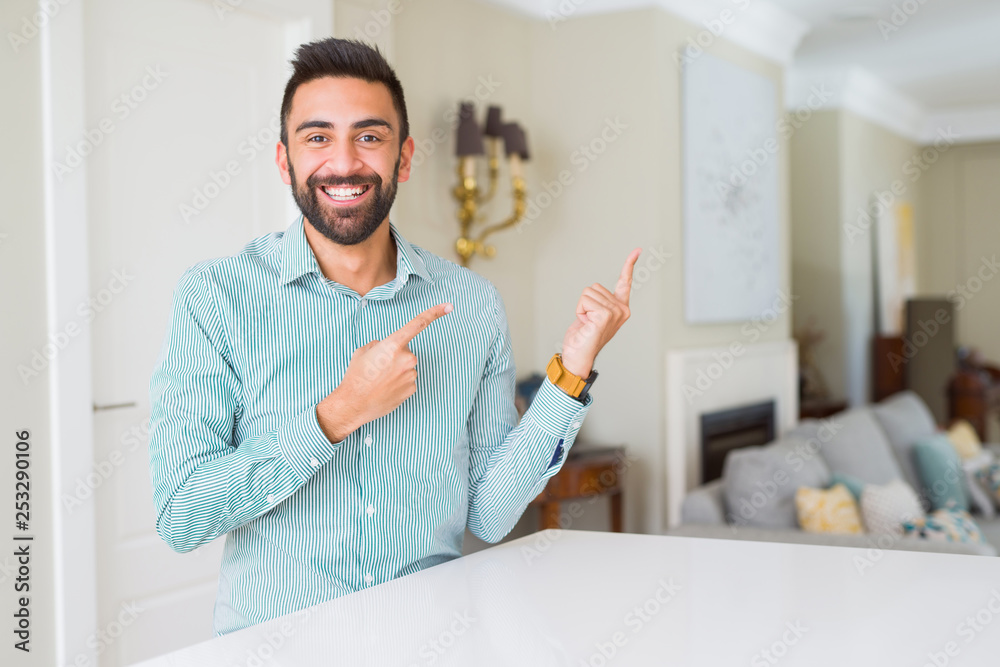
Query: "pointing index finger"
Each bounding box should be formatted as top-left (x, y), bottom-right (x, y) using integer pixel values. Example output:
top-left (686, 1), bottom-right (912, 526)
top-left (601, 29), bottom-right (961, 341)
top-left (614, 248), bottom-right (642, 305)
top-left (385, 303), bottom-right (453, 347)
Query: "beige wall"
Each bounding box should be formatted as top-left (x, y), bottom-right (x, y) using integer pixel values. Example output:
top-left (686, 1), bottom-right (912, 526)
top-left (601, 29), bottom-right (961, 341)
top-left (790, 111), bottom-right (845, 399)
top-left (528, 9), bottom-right (790, 537)
top-left (839, 111), bottom-right (923, 406)
top-left (790, 109), bottom-right (922, 406)
top-left (0, 1), bottom-right (57, 665)
top-left (341, 0), bottom-right (539, 376)
top-left (919, 140), bottom-right (1000, 363)
top-left (350, 0), bottom-right (540, 552)
top-left (382, 3), bottom-right (792, 541)
top-left (528, 10), bottom-right (667, 539)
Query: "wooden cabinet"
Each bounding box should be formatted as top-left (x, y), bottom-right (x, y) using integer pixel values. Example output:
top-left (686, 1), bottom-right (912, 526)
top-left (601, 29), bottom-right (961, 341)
top-left (530, 446), bottom-right (625, 532)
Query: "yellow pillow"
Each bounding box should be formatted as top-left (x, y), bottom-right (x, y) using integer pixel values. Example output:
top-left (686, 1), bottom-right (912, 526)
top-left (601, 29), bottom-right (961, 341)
top-left (795, 484), bottom-right (864, 534)
top-left (948, 420), bottom-right (983, 460)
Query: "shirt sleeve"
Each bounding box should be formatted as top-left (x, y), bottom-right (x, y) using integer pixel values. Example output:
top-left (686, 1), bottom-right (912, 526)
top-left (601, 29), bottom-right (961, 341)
top-left (147, 266), bottom-right (345, 554)
top-left (466, 286), bottom-right (593, 544)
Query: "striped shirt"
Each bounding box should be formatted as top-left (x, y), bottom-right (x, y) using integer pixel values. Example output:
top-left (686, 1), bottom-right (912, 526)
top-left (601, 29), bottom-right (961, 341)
top-left (147, 214), bottom-right (592, 636)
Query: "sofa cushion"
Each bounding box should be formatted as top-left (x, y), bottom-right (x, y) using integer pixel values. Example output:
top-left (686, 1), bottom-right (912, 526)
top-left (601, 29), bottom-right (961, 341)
top-left (665, 524), bottom-right (997, 556)
top-left (964, 452), bottom-right (997, 518)
top-left (913, 434), bottom-right (970, 511)
top-left (903, 508), bottom-right (986, 545)
top-left (948, 419), bottom-right (984, 460)
top-left (830, 472), bottom-right (865, 500)
top-left (975, 461), bottom-right (1000, 509)
top-left (872, 391), bottom-right (938, 491)
top-left (784, 418), bottom-right (822, 442)
top-left (971, 515), bottom-right (1000, 552)
top-left (860, 479), bottom-right (924, 536)
top-left (795, 484), bottom-right (863, 534)
top-left (680, 479), bottom-right (727, 525)
top-left (722, 437), bottom-right (831, 530)
top-left (819, 408), bottom-right (905, 485)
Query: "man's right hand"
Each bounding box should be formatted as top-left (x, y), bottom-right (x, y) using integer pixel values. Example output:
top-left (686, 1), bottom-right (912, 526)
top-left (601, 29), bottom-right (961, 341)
top-left (316, 302), bottom-right (453, 443)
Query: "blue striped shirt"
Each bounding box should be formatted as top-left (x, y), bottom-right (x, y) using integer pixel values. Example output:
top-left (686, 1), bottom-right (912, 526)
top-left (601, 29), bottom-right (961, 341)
top-left (147, 215), bottom-right (592, 636)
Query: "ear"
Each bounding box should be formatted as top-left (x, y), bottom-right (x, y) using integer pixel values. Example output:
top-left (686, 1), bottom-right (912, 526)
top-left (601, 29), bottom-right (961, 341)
top-left (396, 136), bottom-right (415, 184)
top-left (276, 141), bottom-right (292, 186)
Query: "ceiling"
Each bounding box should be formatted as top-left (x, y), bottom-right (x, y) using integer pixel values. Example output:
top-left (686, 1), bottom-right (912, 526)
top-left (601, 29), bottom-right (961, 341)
top-left (481, 0), bottom-right (1000, 136)
top-left (768, 0), bottom-right (1000, 111)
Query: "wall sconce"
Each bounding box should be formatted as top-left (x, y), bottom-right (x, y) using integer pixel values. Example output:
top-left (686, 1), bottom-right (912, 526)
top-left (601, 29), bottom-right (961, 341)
top-left (453, 102), bottom-right (530, 267)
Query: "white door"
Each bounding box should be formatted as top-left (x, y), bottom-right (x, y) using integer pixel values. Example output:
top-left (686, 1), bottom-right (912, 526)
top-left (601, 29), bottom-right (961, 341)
top-left (82, 0), bottom-right (330, 663)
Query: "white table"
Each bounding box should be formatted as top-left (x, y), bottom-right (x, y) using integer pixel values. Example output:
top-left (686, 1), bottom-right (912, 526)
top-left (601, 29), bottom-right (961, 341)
top-left (131, 529), bottom-right (1000, 666)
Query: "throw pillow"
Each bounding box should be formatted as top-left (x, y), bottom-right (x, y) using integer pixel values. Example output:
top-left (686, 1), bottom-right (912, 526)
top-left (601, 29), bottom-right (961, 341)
top-left (829, 472), bottom-right (865, 500)
top-left (795, 484), bottom-right (863, 534)
top-left (948, 420), bottom-right (983, 460)
top-left (860, 479), bottom-right (925, 536)
top-left (962, 452), bottom-right (997, 518)
top-left (722, 437), bottom-right (831, 530)
top-left (913, 434), bottom-right (970, 512)
top-left (975, 462), bottom-right (1000, 508)
top-left (903, 509), bottom-right (986, 544)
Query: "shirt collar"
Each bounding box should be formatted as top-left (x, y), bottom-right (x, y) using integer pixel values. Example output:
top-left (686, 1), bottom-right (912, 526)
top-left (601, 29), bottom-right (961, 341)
top-left (279, 215), bottom-right (432, 288)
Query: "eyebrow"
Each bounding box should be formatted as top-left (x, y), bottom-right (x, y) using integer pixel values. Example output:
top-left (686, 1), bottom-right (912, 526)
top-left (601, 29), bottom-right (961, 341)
top-left (295, 117), bottom-right (394, 134)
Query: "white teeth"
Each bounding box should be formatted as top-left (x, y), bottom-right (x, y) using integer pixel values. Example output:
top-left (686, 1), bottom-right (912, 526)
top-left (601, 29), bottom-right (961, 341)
top-left (323, 185), bottom-right (368, 200)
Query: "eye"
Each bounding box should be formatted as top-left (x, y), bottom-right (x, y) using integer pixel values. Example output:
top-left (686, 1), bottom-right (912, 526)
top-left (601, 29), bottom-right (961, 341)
top-left (306, 135), bottom-right (327, 143)
top-left (358, 134), bottom-right (380, 143)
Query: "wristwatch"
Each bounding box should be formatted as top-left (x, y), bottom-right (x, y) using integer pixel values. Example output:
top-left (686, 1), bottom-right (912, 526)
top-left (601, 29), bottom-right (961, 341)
top-left (546, 353), bottom-right (598, 403)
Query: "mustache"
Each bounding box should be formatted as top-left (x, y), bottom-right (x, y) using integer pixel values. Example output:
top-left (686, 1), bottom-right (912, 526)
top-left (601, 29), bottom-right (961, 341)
top-left (306, 173), bottom-right (382, 189)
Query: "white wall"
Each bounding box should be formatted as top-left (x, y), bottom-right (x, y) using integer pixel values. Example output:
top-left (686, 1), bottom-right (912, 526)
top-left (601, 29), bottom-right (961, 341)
top-left (1, 2), bottom-right (58, 665)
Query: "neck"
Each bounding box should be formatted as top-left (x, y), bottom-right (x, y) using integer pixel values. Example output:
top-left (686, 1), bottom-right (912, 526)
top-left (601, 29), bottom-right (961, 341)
top-left (302, 218), bottom-right (397, 297)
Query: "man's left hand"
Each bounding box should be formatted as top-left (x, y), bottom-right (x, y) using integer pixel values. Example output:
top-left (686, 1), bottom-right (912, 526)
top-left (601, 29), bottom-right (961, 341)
top-left (560, 248), bottom-right (641, 378)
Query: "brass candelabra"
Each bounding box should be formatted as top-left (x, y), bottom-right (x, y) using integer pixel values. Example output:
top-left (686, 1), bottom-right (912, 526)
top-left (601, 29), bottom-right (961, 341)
top-left (452, 103), bottom-right (530, 267)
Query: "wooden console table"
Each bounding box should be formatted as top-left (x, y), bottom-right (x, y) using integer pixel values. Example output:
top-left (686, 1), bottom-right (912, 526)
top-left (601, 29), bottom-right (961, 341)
top-left (949, 363), bottom-right (1000, 440)
top-left (529, 445), bottom-right (625, 532)
top-left (799, 398), bottom-right (847, 420)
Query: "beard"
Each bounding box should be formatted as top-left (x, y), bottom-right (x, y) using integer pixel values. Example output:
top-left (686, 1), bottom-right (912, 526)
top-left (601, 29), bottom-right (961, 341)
top-left (289, 154), bottom-right (400, 246)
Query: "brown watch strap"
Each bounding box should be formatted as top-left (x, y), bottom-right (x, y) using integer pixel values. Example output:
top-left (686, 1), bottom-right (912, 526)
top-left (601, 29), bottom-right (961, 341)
top-left (546, 353), bottom-right (586, 398)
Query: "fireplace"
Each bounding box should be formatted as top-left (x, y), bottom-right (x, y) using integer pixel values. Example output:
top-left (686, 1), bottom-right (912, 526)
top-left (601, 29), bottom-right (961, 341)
top-left (665, 340), bottom-right (797, 528)
top-left (699, 400), bottom-right (776, 483)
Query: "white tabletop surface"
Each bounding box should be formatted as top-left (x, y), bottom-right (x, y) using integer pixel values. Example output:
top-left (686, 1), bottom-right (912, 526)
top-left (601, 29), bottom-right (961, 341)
top-left (130, 529), bottom-right (1000, 666)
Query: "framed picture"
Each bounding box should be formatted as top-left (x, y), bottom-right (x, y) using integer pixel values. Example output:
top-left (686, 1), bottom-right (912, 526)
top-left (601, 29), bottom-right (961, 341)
top-left (682, 53), bottom-right (780, 323)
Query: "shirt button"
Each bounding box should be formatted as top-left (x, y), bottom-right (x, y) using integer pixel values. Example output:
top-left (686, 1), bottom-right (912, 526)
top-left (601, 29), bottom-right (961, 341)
top-left (266, 494), bottom-right (275, 504)
top-left (571, 422), bottom-right (580, 429)
top-left (364, 573), bottom-right (374, 585)
top-left (309, 457), bottom-right (320, 468)
top-left (364, 434), bottom-right (373, 446)
top-left (360, 297), bottom-right (367, 308)
top-left (366, 504), bottom-right (375, 516)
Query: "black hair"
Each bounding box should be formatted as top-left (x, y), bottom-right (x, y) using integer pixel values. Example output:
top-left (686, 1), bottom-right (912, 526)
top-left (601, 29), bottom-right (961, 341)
top-left (280, 38), bottom-right (408, 146)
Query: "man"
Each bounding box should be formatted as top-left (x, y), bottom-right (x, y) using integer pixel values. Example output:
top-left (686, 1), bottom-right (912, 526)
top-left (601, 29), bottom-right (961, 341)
top-left (148, 37), bottom-right (639, 637)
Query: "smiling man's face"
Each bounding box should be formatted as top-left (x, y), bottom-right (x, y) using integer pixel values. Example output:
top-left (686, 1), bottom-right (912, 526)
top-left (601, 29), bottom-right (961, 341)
top-left (277, 76), bottom-right (414, 245)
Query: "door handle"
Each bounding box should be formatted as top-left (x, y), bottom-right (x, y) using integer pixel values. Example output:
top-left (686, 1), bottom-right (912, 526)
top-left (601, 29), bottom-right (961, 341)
top-left (92, 401), bottom-right (137, 412)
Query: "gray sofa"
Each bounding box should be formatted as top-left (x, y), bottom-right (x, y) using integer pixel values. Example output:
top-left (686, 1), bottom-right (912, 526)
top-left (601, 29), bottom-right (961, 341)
top-left (670, 391), bottom-right (1000, 557)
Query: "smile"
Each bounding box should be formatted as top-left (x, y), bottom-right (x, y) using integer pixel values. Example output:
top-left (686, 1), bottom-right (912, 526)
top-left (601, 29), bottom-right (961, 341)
top-left (321, 184), bottom-right (373, 204)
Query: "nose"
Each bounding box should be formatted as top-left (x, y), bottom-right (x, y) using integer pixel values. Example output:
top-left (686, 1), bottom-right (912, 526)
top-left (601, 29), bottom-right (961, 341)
top-left (321, 136), bottom-right (365, 178)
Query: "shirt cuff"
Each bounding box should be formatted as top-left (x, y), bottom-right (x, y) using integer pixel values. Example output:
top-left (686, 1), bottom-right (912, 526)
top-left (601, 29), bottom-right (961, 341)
top-left (527, 376), bottom-right (592, 441)
top-left (547, 440), bottom-right (565, 469)
top-left (275, 405), bottom-right (346, 481)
